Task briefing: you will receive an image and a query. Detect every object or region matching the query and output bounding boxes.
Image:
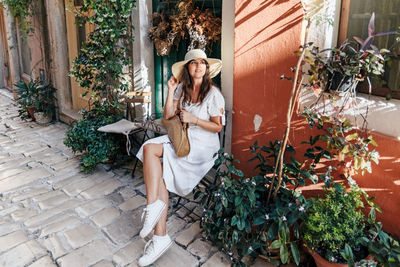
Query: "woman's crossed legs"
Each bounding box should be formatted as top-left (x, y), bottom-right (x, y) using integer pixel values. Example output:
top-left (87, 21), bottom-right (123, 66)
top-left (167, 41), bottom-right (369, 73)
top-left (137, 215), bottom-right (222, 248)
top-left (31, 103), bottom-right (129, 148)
top-left (142, 143), bottom-right (168, 236)
top-left (138, 143), bottom-right (172, 266)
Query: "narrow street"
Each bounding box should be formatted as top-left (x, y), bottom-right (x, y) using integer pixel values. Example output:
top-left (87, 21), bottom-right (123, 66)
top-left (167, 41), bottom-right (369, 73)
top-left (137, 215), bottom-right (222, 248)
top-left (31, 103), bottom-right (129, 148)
top-left (0, 89), bottom-right (236, 267)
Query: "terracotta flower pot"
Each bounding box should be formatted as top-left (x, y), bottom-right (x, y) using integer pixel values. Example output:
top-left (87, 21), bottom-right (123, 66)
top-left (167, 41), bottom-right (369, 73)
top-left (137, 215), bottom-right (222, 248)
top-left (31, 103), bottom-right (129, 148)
top-left (306, 244), bottom-right (373, 267)
top-left (310, 249), bottom-right (347, 267)
top-left (27, 106), bottom-right (36, 121)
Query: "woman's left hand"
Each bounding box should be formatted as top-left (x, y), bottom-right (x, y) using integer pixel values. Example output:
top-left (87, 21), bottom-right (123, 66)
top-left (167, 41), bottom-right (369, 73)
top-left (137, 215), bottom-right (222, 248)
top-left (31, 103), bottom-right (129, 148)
top-left (180, 109), bottom-right (196, 124)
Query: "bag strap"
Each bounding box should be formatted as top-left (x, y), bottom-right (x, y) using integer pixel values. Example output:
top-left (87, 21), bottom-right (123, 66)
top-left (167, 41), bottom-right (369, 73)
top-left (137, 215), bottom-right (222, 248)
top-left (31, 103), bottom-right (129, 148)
top-left (177, 88), bottom-right (189, 129)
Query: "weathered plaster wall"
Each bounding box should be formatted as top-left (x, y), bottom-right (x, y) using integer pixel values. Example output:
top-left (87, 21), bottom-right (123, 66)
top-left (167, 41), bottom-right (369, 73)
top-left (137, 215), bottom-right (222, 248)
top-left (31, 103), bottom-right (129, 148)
top-left (131, 0), bottom-right (154, 120)
top-left (27, 1), bottom-right (47, 80)
top-left (3, 11), bottom-right (20, 90)
top-left (45, 0), bottom-right (77, 122)
top-left (233, 0), bottom-right (400, 238)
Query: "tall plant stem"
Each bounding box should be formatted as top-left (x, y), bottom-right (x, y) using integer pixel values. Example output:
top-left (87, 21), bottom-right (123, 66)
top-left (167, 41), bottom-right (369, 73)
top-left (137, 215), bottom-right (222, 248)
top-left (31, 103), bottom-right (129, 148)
top-left (267, 20), bottom-right (310, 204)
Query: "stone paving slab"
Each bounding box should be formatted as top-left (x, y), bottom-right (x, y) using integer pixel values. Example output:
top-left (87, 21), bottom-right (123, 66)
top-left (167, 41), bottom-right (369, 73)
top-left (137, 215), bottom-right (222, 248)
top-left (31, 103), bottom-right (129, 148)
top-left (89, 207), bottom-right (121, 228)
top-left (75, 198), bottom-right (112, 218)
top-left (176, 221), bottom-right (202, 247)
top-left (42, 235), bottom-right (68, 259)
top-left (0, 168), bottom-right (28, 181)
top-left (63, 224), bottom-right (98, 249)
top-left (118, 195), bottom-right (146, 211)
top-left (24, 200), bottom-right (81, 228)
top-left (0, 168), bottom-right (51, 193)
top-left (0, 230), bottom-right (29, 253)
top-left (10, 208), bottom-right (38, 221)
top-left (28, 256), bottom-right (57, 267)
top-left (56, 240), bottom-right (113, 267)
top-left (39, 216), bottom-right (81, 238)
top-left (112, 238), bottom-right (145, 266)
top-left (103, 212), bottom-right (141, 245)
top-left (0, 240), bottom-right (47, 267)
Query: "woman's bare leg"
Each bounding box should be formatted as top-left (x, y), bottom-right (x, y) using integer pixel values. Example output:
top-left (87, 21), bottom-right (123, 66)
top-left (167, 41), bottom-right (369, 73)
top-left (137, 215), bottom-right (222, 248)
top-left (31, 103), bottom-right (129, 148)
top-left (142, 143), bottom-right (164, 204)
top-left (154, 178), bottom-right (169, 236)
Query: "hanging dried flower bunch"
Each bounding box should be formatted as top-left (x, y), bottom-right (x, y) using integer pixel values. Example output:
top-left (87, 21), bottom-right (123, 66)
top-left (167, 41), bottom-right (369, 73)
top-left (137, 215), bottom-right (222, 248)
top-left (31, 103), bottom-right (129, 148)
top-left (149, 12), bottom-right (178, 56)
top-left (149, 0), bottom-right (221, 56)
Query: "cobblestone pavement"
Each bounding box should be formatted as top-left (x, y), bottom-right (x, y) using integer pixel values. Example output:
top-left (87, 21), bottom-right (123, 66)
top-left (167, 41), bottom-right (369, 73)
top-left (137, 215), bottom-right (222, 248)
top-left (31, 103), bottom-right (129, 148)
top-left (0, 89), bottom-right (248, 267)
top-left (0, 89), bottom-right (279, 267)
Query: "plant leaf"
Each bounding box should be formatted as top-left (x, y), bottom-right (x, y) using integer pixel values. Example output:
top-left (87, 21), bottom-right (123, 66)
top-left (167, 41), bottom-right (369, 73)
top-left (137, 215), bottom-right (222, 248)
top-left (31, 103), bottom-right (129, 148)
top-left (280, 244), bottom-right (289, 264)
top-left (368, 12), bottom-right (375, 37)
top-left (291, 243), bottom-right (300, 266)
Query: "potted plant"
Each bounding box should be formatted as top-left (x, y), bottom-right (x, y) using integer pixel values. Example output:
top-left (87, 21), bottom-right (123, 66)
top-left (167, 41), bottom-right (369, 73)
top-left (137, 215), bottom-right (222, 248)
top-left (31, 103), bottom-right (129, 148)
top-left (199, 141), bottom-right (316, 266)
top-left (14, 78), bottom-right (56, 124)
top-left (306, 13), bottom-right (399, 97)
top-left (32, 81), bottom-right (56, 125)
top-left (301, 181), bottom-right (372, 266)
top-left (14, 78), bottom-right (40, 121)
top-left (361, 219), bottom-right (400, 267)
top-left (64, 102), bottom-right (127, 173)
top-left (302, 179), bottom-right (400, 267)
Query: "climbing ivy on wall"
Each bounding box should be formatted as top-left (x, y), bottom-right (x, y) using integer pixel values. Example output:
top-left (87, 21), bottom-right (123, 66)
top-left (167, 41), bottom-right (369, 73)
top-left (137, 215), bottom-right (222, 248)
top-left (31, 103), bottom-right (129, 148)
top-left (70, 0), bottom-right (136, 108)
top-left (65, 0), bottom-right (136, 173)
top-left (1, 0), bottom-right (34, 34)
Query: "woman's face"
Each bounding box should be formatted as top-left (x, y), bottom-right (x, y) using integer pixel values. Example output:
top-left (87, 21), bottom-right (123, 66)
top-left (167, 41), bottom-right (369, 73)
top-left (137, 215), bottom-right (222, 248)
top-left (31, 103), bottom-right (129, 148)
top-left (187, 58), bottom-right (208, 79)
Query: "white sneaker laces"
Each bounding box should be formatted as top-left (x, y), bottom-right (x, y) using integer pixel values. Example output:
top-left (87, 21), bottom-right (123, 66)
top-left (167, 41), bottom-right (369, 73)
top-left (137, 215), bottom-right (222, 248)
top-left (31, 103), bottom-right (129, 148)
top-left (143, 239), bottom-right (154, 256)
top-left (141, 208), bottom-right (148, 222)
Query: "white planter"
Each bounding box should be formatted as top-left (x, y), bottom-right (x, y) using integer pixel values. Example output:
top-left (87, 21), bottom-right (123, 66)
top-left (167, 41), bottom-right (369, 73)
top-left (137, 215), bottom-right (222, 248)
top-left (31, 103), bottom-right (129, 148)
top-left (34, 112), bottom-right (52, 125)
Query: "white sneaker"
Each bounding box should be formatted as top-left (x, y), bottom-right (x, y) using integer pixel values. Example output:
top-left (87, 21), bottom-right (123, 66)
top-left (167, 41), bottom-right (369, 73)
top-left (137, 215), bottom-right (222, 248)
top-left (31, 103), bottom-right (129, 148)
top-left (138, 235), bottom-right (172, 266)
top-left (140, 199), bottom-right (166, 238)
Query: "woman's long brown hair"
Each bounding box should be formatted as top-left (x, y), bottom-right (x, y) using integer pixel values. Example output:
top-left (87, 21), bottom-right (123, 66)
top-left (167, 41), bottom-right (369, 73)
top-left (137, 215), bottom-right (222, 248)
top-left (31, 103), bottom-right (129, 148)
top-left (179, 60), bottom-right (214, 107)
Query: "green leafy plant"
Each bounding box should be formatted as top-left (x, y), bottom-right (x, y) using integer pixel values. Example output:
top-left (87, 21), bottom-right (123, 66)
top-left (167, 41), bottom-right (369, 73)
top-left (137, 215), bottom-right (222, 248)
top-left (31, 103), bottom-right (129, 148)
top-left (64, 103), bottom-right (126, 173)
top-left (14, 78), bottom-right (56, 119)
top-left (1, 0), bottom-right (34, 35)
top-left (302, 107), bottom-right (380, 178)
top-left (361, 217), bottom-right (400, 267)
top-left (200, 141), bottom-right (315, 266)
top-left (14, 78), bottom-right (39, 120)
top-left (305, 13), bottom-right (400, 95)
top-left (64, 0), bottom-right (136, 171)
top-left (303, 180), bottom-right (400, 267)
top-left (34, 81), bottom-right (56, 116)
top-left (302, 182), bottom-right (369, 264)
top-left (200, 106), bottom-right (382, 266)
top-left (69, 0), bottom-right (135, 105)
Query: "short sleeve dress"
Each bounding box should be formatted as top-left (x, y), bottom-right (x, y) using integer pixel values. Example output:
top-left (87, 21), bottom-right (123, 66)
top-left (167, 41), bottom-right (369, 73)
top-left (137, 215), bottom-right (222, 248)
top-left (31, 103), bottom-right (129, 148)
top-left (136, 84), bottom-right (225, 196)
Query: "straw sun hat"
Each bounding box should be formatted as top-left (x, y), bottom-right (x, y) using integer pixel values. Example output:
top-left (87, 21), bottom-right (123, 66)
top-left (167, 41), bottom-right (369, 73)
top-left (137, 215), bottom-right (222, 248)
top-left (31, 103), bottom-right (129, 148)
top-left (171, 49), bottom-right (222, 80)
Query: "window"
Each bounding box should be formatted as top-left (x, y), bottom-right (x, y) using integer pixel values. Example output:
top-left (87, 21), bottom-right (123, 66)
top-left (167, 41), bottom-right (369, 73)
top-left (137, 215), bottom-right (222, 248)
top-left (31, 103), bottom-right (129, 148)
top-left (339, 0), bottom-right (400, 99)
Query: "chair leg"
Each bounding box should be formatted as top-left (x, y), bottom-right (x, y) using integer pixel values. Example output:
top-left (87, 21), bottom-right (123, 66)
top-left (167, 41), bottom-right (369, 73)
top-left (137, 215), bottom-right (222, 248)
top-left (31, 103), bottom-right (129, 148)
top-left (130, 129), bottom-right (149, 178)
top-left (173, 197), bottom-right (182, 208)
top-left (131, 157), bottom-right (139, 178)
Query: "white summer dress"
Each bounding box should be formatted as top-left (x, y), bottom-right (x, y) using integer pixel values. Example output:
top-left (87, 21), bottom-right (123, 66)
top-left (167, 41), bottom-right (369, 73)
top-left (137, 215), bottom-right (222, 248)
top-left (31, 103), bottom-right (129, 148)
top-left (136, 85), bottom-right (225, 196)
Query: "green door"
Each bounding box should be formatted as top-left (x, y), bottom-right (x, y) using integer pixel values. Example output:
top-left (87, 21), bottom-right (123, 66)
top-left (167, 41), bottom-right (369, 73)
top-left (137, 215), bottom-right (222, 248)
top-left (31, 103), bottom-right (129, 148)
top-left (152, 0), bottom-right (222, 117)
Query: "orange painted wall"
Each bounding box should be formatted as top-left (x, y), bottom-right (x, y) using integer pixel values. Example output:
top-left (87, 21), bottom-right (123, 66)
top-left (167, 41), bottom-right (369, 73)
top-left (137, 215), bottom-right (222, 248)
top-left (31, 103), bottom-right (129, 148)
top-left (232, 0), bottom-right (400, 238)
top-left (233, 0), bottom-right (304, 169)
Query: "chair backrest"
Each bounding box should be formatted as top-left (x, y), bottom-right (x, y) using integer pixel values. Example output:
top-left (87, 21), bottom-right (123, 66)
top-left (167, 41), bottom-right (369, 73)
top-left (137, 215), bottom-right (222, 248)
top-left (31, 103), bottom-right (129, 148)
top-left (218, 112), bottom-right (228, 149)
top-left (124, 91), bottom-right (152, 122)
top-left (219, 123), bottom-right (227, 149)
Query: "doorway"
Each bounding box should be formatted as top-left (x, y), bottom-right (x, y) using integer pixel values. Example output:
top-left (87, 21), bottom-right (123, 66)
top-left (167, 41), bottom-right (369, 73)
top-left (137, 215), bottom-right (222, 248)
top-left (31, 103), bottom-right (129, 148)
top-left (151, 0), bottom-right (222, 117)
top-left (64, 0), bottom-right (94, 111)
top-left (0, 6), bottom-right (12, 89)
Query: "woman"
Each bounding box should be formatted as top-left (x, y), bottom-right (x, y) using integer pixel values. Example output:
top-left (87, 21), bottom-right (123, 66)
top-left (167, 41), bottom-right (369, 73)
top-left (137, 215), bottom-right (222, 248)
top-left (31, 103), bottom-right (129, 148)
top-left (135, 49), bottom-right (225, 266)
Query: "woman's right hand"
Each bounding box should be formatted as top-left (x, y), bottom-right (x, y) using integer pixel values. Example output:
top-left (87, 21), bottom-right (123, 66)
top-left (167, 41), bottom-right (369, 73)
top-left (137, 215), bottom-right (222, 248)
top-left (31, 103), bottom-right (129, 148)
top-left (167, 76), bottom-right (179, 92)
